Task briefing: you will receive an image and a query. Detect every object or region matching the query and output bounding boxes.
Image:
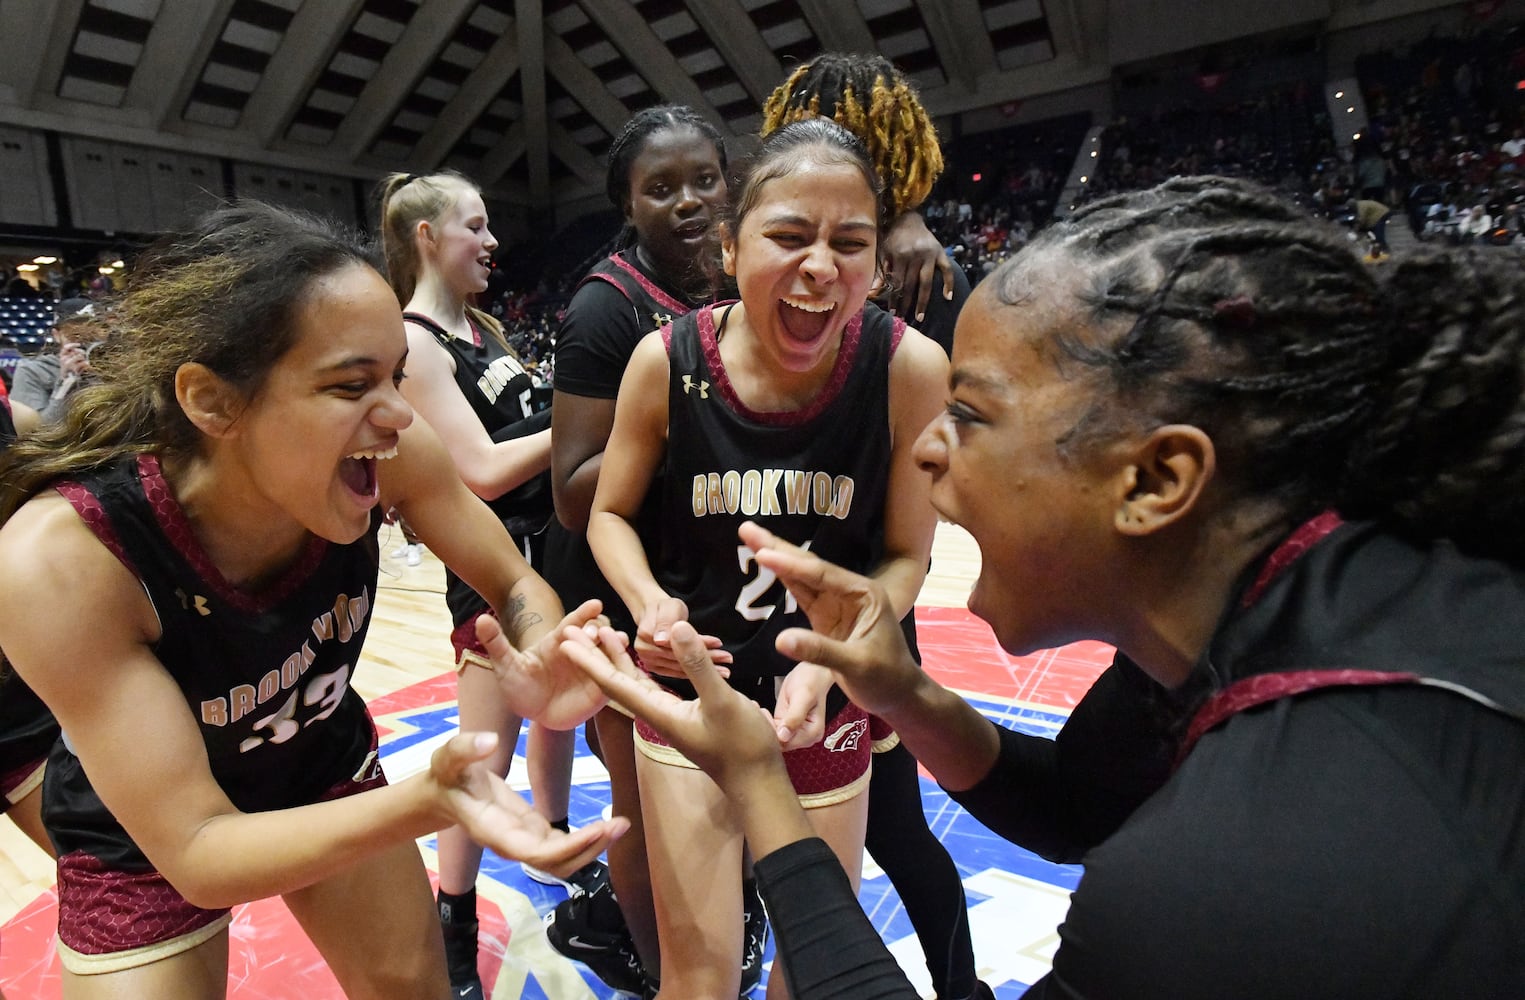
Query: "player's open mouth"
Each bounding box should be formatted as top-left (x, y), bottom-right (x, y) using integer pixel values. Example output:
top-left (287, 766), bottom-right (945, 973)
top-left (778, 296), bottom-right (834, 343)
top-left (339, 446), bottom-right (398, 502)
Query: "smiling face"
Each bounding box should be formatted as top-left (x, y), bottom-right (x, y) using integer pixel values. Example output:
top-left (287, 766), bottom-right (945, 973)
top-left (428, 186), bottom-right (498, 298)
top-left (624, 125), bottom-right (727, 282)
top-left (912, 265), bottom-right (1129, 655)
top-left (230, 263), bottom-right (414, 544)
top-left (722, 157), bottom-right (880, 375)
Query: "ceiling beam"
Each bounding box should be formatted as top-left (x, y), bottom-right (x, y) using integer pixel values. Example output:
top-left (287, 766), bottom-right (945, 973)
top-left (0, 0), bottom-right (73, 107)
top-left (516, 0), bottom-right (549, 201)
top-left (20, 0), bottom-right (87, 108)
top-left (547, 118), bottom-right (606, 190)
top-left (682, 0), bottom-right (782, 107)
top-left (796, 0), bottom-right (877, 54)
top-left (543, 30), bottom-right (630, 138)
top-left (413, 21), bottom-right (520, 171)
top-left (479, 120), bottom-right (527, 188)
top-left (1045, 0), bottom-right (1093, 63)
top-left (575, 0), bottom-right (731, 135)
top-left (332, 0), bottom-right (477, 159)
top-left (129, 0), bottom-right (234, 128)
top-left (242, 0), bottom-right (365, 147)
top-left (914, 0), bottom-right (996, 93)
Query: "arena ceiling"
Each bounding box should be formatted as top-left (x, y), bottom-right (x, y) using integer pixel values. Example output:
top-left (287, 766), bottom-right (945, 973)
top-left (0, 0), bottom-right (1460, 217)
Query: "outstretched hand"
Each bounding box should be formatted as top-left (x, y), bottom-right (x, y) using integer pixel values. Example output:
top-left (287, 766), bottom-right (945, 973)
top-left (561, 620), bottom-right (787, 794)
top-left (477, 600), bottom-right (609, 730)
top-left (429, 731), bottom-right (628, 877)
top-left (738, 521), bottom-right (924, 718)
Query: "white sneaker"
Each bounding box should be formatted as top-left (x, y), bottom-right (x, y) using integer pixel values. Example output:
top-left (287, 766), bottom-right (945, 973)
top-left (406, 543), bottom-right (422, 567)
top-left (390, 542), bottom-right (411, 559)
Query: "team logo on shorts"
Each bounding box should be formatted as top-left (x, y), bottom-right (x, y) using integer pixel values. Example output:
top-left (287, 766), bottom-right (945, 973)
top-left (823, 718), bottom-right (868, 752)
top-left (682, 374), bottom-right (710, 398)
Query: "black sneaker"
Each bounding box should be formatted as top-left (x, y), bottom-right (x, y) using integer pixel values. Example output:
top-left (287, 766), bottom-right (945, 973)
top-left (545, 886), bottom-right (648, 995)
top-left (740, 883), bottom-right (768, 996)
top-left (522, 857), bottom-right (611, 897)
top-left (439, 916), bottom-right (483, 1000)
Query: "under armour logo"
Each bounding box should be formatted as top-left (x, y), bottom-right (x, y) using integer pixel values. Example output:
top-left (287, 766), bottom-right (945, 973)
top-left (682, 374), bottom-right (710, 398)
top-left (175, 588), bottom-right (211, 617)
top-left (824, 718), bottom-right (868, 752)
top-left (652, 311), bottom-right (674, 329)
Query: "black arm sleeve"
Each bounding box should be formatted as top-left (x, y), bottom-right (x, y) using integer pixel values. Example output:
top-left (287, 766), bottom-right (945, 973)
top-left (753, 838), bottom-right (920, 1000)
top-left (947, 655), bottom-right (1176, 863)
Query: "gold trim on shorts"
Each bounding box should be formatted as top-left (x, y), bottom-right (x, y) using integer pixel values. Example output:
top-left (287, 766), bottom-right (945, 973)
top-left (602, 698), bottom-right (636, 721)
top-left (456, 649), bottom-right (495, 675)
top-left (57, 912), bottom-right (233, 975)
top-left (5, 760), bottom-right (44, 805)
top-left (633, 727), bottom-right (871, 809)
top-left (871, 731), bottom-right (901, 754)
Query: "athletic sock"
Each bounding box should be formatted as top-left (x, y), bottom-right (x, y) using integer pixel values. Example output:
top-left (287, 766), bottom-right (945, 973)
top-left (549, 816), bottom-right (570, 834)
top-left (438, 887), bottom-right (478, 926)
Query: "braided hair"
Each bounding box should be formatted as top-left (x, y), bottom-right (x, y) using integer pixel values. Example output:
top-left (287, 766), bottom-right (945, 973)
top-left (761, 52), bottom-right (942, 219)
top-left (605, 105), bottom-right (727, 216)
top-left (567, 105), bottom-right (728, 281)
top-left (1001, 175), bottom-right (1525, 562)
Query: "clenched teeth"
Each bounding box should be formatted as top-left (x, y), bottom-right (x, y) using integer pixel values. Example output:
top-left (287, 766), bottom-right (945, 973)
top-left (347, 446), bottom-right (398, 461)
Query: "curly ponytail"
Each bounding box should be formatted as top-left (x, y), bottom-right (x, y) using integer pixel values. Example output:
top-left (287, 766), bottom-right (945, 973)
top-left (1339, 250), bottom-right (1525, 561)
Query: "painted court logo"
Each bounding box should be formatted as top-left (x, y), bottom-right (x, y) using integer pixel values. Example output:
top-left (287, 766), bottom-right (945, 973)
top-left (824, 717), bottom-right (868, 752)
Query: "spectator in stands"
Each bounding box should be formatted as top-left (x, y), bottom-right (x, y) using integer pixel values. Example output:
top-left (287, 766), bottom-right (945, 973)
top-left (9, 298), bottom-right (103, 424)
top-left (1502, 128), bottom-right (1525, 160)
top-left (1354, 198), bottom-right (1394, 258)
top-left (1456, 202), bottom-right (1493, 243)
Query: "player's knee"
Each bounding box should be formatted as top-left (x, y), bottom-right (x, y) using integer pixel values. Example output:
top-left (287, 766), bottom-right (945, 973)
top-left (344, 933), bottom-right (449, 1000)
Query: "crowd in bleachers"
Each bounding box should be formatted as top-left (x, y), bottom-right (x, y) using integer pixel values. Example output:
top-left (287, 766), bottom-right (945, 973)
top-left (9, 17), bottom-right (1525, 387)
top-left (1088, 85), bottom-right (1328, 208)
top-left (1356, 18), bottom-right (1525, 245)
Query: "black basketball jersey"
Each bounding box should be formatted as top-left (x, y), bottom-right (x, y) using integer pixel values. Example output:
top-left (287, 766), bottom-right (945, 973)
top-left (45, 454), bottom-right (382, 867)
top-left (404, 311), bottom-right (552, 623)
top-left (544, 251), bottom-right (695, 634)
top-left (404, 311), bottom-right (537, 433)
top-left (575, 251), bottom-right (693, 338)
top-left (654, 303), bottom-right (903, 708)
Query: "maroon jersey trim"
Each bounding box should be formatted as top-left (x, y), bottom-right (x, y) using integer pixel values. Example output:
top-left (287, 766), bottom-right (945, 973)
top-left (56, 481), bottom-right (136, 576)
top-left (1239, 509), bottom-right (1343, 608)
top-left (690, 302), bottom-right (868, 428)
top-left (1177, 668), bottom-right (1421, 766)
top-left (606, 252), bottom-right (692, 317)
top-left (135, 454), bottom-right (329, 614)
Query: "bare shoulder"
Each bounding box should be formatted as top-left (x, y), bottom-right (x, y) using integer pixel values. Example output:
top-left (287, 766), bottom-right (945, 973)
top-left (626, 329), bottom-right (673, 381)
top-left (0, 491), bottom-right (129, 592)
top-left (890, 325), bottom-right (950, 384)
top-left (0, 491), bottom-right (158, 679)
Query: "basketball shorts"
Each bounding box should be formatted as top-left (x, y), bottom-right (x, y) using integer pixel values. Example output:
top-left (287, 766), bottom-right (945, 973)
top-left (636, 698), bottom-right (871, 808)
top-left (54, 735), bottom-right (387, 974)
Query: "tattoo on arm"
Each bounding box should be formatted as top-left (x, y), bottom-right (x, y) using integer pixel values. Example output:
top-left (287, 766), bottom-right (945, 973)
top-left (507, 594), bottom-right (544, 640)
